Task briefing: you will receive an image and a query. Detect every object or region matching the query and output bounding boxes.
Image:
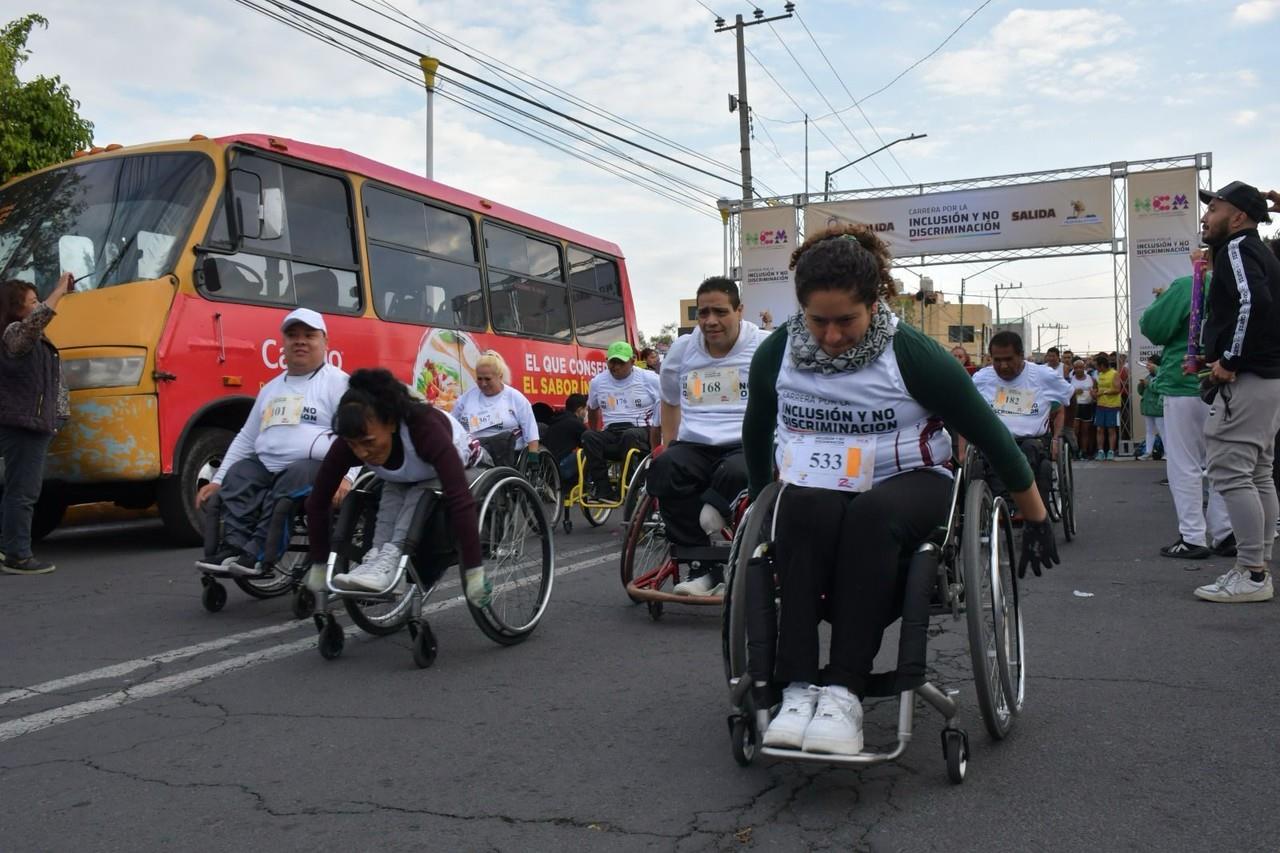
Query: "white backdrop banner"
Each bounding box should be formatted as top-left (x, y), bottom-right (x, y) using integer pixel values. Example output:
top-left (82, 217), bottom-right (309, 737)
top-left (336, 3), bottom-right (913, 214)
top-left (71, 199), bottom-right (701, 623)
top-left (739, 206), bottom-right (799, 325)
top-left (805, 176), bottom-right (1114, 256)
top-left (1126, 168), bottom-right (1200, 361)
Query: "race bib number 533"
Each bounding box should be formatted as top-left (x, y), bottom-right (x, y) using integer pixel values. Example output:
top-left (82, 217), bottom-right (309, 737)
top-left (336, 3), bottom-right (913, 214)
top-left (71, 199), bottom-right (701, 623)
top-left (781, 434), bottom-right (877, 492)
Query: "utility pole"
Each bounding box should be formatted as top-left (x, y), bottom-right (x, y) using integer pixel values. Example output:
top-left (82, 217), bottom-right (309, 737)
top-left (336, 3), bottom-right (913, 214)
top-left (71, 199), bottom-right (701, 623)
top-left (716, 5), bottom-right (794, 203)
top-left (994, 281), bottom-right (1022, 327)
top-left (1037, 322), bottom-right (1068, 355)
top-left (960, 259), bottom-right (1010, 340)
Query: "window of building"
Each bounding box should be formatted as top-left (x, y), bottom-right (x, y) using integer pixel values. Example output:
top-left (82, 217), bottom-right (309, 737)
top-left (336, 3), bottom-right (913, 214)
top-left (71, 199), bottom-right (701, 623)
top-left (948, 325), bottom-right (975, 343)
top-left (485, 223), bottom-right (571, 340)
top-left (363, 186), bottom-right (484, 329)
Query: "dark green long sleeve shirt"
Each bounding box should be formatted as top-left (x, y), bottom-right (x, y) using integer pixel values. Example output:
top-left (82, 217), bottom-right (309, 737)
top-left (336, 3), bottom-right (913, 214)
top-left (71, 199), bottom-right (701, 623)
top-left (743, 322), bottom-right (1034, 498)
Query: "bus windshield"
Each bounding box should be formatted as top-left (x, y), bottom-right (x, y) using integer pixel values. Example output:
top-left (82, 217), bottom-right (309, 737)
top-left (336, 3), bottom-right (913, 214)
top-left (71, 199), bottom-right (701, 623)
top-left (0, 152), bottom-right (214, 297)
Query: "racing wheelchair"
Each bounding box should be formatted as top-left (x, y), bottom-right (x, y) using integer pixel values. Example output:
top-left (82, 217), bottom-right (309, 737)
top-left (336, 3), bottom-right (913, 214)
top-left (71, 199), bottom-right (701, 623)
top-left (299, 465), bottom-right (554, 667)
top-left (560, 446), bottom-right (648, 533)
top-left (620, 481), bottom-right (747, 621)
top-left (722, 448), bottom-right (1024, 784)
top-left (196, 491), bottom-right (312, 613)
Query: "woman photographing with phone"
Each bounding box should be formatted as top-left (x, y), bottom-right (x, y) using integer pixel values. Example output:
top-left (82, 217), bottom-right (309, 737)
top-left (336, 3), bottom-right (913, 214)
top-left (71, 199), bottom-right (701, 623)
top-left (0, 272), bottom-right (73, 575)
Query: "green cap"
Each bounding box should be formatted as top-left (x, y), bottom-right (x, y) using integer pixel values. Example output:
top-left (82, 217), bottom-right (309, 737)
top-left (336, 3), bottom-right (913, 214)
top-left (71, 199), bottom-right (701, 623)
top-left (606, 341), bottom-right (634, 362)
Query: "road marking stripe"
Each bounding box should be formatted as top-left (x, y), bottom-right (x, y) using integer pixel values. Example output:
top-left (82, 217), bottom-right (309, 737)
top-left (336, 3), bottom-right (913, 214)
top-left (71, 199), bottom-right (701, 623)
top-left (0, 547), bottom-right (621, 744)
top-left (0, 543), bottom-right (605, 708)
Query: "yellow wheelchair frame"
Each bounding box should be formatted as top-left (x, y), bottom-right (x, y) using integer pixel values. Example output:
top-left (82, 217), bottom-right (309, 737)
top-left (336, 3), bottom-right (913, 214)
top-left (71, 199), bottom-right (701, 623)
top-left (561, 446), bottom-right (648, 533)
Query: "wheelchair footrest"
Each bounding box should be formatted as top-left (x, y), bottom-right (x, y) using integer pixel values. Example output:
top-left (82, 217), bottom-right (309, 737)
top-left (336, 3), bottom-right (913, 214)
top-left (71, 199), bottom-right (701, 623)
top-left (625, 583), bottom-right (723, 606)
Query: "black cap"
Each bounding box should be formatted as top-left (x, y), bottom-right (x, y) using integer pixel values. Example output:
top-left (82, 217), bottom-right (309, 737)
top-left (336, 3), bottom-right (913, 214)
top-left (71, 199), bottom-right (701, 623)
top-left (1199, 181), bottom-right (1272, 224)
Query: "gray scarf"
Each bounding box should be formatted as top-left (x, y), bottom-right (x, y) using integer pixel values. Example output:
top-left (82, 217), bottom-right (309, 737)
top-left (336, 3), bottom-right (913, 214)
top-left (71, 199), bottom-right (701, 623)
top-left (787, 300), bottom-right (896, 374)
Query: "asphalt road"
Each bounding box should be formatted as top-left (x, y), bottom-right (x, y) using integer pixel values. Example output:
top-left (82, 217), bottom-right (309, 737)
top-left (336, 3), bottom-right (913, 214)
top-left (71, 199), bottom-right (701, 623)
top-left (3, 462), bottom-right (1278, 852)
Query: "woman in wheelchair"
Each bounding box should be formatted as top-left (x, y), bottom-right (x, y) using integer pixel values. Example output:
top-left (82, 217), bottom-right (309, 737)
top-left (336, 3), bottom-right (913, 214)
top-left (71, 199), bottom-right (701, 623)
top-left (451, 350), bottom-right (541, 469)
top-left (303, 368), bottom-right (490, 604)
top-left (742, 224), bottom-right (1059, 756)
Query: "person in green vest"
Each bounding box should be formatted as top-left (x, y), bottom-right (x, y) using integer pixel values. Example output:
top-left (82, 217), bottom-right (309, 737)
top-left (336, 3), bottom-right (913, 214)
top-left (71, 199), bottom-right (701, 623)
top-left (1138, 267), bottom-right (1233, 560)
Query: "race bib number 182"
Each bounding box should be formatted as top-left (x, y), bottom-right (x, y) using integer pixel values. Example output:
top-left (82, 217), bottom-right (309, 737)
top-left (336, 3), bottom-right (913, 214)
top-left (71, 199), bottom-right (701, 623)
top-left (993, 386), bottom-right (1035, 416)
top-left (780, 434), bottom-right (877, 492)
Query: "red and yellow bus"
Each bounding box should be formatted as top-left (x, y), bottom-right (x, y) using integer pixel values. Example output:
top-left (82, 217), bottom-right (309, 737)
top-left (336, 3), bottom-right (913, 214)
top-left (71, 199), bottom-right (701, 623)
top-left (0, 134), bottom-right (639, 542)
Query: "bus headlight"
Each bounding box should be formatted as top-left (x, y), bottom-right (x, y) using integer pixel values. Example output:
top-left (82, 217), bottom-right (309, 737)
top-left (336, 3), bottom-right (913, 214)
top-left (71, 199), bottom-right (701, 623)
top-left (62, 354), bottom-right (147, 390)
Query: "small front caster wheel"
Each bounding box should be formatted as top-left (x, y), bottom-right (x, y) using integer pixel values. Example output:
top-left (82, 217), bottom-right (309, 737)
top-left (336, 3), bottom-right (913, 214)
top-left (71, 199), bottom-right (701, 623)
top-left (412, 620), bottom-right (438, 669)
top-left (647, 600), bottom-right (664, 621)
top-left (562, 518), bottom-right (573, 534)
top-left (201, 580), bottom-right (227, 613)
top-left (730, 715), bottom-right (757, 767)
top-left (292, 587), bottom-right (316, 620)
top-left (318, 618), bottom-right (345, 660)
top-left (942, 728), bottom-right (969, 784)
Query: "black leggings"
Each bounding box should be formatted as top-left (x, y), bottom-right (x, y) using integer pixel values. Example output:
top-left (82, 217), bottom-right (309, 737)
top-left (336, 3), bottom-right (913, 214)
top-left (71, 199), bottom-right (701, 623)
top-left (772, 470), bottom-right (953, 696)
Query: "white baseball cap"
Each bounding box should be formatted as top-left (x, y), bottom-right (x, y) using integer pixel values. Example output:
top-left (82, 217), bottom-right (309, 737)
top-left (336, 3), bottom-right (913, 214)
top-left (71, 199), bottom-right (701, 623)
top-left (281, 307), bottom-right (327, 334)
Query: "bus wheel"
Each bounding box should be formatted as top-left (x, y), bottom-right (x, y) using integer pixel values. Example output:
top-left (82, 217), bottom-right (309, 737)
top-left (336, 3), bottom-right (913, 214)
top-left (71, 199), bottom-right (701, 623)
top-left (159, 426), bottom-right (233, 545)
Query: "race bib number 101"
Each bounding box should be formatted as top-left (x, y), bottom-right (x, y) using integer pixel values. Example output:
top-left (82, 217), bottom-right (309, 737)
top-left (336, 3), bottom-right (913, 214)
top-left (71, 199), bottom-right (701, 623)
top-left (262, 394), bottom-right (304, 430)
top-left (780, 434), bottom-right (877, 492)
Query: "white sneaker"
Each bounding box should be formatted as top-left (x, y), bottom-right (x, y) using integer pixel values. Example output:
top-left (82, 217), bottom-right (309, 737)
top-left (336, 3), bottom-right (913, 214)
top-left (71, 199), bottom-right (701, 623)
top-left (1194, 569), bottom-right (1274, 603)
top-left (699, 504), bottom-right (728, 537)
top-left (802, 685), bottom-right (864, 755)
top-left (761, 683), bottom-right (820, 749)
top-left (337, 546), bottom-right (399, 593)
top-left (332, 545), bottom-right (379, 587)
top-left (673, 572), bottom-right (719, 596)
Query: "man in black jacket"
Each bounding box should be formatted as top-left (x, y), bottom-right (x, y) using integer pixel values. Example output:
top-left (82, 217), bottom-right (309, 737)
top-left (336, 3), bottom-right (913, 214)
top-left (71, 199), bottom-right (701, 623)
top-left (1193, 181), bottom-right (1280, 603)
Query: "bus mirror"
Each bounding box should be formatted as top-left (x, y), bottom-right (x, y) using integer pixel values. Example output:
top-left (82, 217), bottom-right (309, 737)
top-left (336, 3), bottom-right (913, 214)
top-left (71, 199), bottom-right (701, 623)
top-left (260, 187), bottom-right (284, 240)
top-left (228, 169), bottom-right (263, 242)
top-left (200, 255), bottom-right (223, 292)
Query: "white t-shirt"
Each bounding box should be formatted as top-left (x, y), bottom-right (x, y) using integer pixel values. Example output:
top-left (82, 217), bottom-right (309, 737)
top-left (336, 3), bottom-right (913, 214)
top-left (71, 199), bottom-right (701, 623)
top-left (587, 366), bottom-right (661, 428)
top-left (1069, 373), bottom-right (1095, 406)
top-left (660, 321), bottom-right (768, 446)
top-left (451, 384), bottom-right (541, 449)
top-left (972, 362), bottom-right (1073, 438)
top-left (214, 363), bottom-right (349, 482)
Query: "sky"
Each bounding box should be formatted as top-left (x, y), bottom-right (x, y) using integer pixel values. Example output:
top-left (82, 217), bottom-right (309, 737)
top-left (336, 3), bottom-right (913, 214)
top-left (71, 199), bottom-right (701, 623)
top-left (11, 0), bottom-right (1280, 354)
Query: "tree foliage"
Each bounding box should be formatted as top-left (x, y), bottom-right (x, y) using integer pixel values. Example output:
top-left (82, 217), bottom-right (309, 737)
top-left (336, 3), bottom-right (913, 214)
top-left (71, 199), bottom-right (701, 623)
top-left (648, 322), bottom-right (678, 348)
top-left (0, 14), bottom-right (94, 184)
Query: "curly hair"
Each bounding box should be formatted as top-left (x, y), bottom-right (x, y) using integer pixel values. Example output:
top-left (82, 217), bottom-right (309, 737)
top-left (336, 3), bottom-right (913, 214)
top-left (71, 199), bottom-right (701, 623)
top-left (789, 223), bottom-right (897, 306)
top-left (333, 367), bottom-right (417, 438)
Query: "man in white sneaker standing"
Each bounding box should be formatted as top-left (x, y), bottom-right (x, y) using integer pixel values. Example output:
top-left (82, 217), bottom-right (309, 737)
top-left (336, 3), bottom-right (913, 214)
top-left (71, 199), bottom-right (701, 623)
top-left (1193, 182), bottom-right (1280, 603)
top-left (650, 276), bottom-right (768, 596)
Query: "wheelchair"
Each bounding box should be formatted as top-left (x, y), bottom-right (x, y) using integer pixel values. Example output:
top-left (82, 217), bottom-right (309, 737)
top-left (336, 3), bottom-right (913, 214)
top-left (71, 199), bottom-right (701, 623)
top-left (560, 446), bottom-right (648, 533)
top-left (476, 431), bottom-right (564, 529)
top-left (301, 465), bottom-right (554, 667)
top-left (195, 491), bottom-right (311, 613)
top-left (1046, 437), bottom-right (1077, 542)
top-left (620, 484), bottom-right (747, 621)
top-left (722, 448), bottom-right (1024, 784)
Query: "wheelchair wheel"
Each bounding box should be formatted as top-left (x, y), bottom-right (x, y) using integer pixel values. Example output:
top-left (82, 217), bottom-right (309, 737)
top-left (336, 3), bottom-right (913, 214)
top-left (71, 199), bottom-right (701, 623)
top-left (619, 492), bottom-right (671, 603)
top-left (1059, 451), bottom-right (1076, 541)
top-left (1045, 456), bottom-right (1062, 523)
top-left (525, 448), bottom-right (564, 529)
top-left (621, 455), bottom-right (652, 524)
top-left (344, 582), bottom-right (418, 637)
top-left (722, 482), bottom-right (783, 685)
top-left (961, 479), bottom-right (1020, 740)
top-left (581, 503), bottom-right (612, 527)
top-left (467, 471), bottom-right (554, 645)
top-left (234, 515), bottom-right (305, 599)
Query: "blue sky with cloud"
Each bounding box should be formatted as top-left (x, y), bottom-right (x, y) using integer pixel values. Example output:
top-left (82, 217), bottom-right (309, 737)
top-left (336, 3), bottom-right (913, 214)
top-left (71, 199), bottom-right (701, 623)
top-left (15, 0), bottom-right (1279, 351)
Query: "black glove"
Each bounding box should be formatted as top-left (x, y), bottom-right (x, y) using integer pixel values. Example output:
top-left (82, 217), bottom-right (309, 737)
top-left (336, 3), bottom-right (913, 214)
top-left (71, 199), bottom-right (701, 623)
top-left (1018, 519), bottom-right (1059, 578)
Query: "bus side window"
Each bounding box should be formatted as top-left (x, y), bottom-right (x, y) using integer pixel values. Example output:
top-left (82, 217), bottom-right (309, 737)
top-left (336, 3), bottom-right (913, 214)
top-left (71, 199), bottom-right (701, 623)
top-left (483, 223), bottom-right (570, 341)
top-left (364, 185), bottom-right (484, 329)
top-left (568, 247), bottom-right (625, 348)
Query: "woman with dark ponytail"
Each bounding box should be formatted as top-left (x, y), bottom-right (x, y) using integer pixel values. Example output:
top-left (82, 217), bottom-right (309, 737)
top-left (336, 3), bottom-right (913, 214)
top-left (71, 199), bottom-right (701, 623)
top-left (741, 224), bottom-right (1058, 756)
top-left (304, 368), bottom-right (490, 603)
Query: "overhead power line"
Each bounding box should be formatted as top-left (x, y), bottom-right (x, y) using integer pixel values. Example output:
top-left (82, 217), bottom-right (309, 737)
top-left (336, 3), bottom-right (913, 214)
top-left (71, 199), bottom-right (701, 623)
top-left (234, 0), bottom-right (721, 219)
top-left (277, 0), bottom-right (741, 189)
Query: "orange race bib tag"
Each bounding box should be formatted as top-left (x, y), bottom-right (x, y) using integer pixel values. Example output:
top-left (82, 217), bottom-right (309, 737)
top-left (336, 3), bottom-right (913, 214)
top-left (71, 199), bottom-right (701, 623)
top-left (684, 367), bottom-right (740, 406)
top-left (261, 394), bottom-right (304, 430)
top-left (468, 409), bottom-right (502, 432)
top-left (780, 434), bottom-right (877, 492)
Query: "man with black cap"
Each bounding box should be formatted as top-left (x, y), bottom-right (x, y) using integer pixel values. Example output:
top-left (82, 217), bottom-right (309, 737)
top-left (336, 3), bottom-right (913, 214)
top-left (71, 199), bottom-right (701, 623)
top-left (195, 308), bottom-right (354, 580)
top-left (1192, 181), bottom-right (1280, 602)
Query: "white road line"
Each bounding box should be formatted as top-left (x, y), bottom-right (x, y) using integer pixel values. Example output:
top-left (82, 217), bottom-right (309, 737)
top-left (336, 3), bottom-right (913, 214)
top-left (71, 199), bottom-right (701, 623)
top-left (0, 543), bottom-right (606, 708)
top-left (0, 547), bottom-right (621, 744)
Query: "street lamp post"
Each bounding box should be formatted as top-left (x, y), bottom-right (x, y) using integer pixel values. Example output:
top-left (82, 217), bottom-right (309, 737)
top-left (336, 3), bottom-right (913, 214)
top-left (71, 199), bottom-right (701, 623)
top-left (716, 198), bottom-right (731, 277)
top-left (824, 133), bottom-right (927, 199)
top-left (419, 56), bottom-right (439, 179)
